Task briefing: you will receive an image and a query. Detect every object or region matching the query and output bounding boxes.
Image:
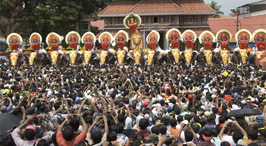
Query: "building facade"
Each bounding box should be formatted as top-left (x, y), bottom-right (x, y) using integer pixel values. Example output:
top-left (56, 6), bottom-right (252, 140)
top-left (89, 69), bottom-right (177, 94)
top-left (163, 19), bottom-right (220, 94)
top-left (98, 0), bottom-right (216, 50)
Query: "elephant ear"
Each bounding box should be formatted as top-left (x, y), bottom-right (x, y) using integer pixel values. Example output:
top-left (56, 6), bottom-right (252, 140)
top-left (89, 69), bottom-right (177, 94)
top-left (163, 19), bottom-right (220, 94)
top-left (5, 56), bottom-right (10, 62)
top-left (19, 54), bottom-right (26, 62)
top-left (127, 51), bottom-right (134, 60)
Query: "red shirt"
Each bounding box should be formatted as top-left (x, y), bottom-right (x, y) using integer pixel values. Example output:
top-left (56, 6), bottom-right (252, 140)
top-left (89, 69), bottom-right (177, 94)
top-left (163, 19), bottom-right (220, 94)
top-left (56, 130), bottom-right (86, 146)
top-left (135, 130), bottom-right (151, 138)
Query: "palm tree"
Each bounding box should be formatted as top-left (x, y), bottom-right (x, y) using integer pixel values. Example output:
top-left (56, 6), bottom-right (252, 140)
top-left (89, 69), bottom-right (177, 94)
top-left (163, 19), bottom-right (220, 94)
top-left (208, 1), bottom-right (224, 18)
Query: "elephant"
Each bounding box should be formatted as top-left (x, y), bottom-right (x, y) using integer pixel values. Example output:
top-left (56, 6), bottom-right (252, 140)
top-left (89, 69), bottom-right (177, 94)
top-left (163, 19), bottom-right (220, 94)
top-left (5, 52), bottom-right (28, 66)
top-left (49, 51), bottom-right (70, 66)
top-left (116, 50), bottom-right (128, 65)
top-left (180, 50), bottom-right (198, 65)
top-left (146, 50), bottom-right (162, 66)
top-left (99, 50), bottom-right (116, 65)
top-left (127, 50), bottom-right (145, 66)
top-left (248, 51), bottom-right (266, 65)
top-left (32, 51), bottom-right (51, 66)
top-left (82, 51), bottom-right (100, 65)
top-left (231, 48), bottom-right (249, 64)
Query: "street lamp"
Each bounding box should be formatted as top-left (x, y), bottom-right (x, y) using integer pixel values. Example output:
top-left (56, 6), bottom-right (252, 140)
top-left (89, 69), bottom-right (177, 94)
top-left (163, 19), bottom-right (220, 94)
top-left (230, 8), bottom-right (240, 32)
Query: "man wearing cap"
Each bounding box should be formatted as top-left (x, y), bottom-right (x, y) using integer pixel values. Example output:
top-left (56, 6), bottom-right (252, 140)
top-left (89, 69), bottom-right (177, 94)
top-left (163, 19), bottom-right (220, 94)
top-left (145, 133), bottom-right (159, 145)
top-left (11, 116), bottom-right (51, 146)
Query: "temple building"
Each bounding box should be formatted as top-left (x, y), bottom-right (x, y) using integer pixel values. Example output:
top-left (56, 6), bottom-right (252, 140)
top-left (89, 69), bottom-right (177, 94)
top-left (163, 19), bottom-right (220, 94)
top-left (98, 0), bottom-right (216, 50)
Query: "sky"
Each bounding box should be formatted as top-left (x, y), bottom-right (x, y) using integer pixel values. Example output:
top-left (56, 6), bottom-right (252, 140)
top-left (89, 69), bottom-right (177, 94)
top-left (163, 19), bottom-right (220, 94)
top-left (204, 0), bottom-right (259, 16)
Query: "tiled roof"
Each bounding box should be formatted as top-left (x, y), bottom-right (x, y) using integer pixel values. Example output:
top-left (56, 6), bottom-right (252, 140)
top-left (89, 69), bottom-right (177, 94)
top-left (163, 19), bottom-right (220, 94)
top-left (209, 14), bottom-right (266, 42)
top-left (99, 0), bottom-right (215, 16)
top-left (174, 0), bottom-right (216, 13)
top-left (90, 20), bottom-right (105, 30)
top-left (130, 0), bottom-right (184, 14)
top-left (99, 1), bottom-right (139, 15)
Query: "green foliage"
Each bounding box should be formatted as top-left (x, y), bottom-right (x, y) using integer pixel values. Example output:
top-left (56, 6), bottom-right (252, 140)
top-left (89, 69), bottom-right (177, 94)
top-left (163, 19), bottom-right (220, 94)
top-left (91, 26), bottom-right (100, 36)
top-left (0, 0), bottom-right (111, 40)
top-left (208, 1), bottom-right (224, 18)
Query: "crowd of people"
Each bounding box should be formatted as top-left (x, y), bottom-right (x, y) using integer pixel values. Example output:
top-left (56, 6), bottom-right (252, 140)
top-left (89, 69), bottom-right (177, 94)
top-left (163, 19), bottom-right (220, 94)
top-left (0, 58), bottom-right (266, 146)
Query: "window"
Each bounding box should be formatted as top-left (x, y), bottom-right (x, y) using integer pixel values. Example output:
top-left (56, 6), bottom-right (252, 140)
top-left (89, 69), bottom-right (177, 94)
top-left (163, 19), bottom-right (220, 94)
top-left (154, 16), bottom-right (158, 23)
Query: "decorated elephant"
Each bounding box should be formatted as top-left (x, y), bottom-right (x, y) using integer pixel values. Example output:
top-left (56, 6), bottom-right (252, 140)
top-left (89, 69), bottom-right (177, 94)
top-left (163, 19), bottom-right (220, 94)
top-left (248, 29), bottom-right (266, 64)
top-left (215, 29), bottom-right (232, 65)
top-left (48, 50), bottom-right (69, 66)
top-left (180, 50), bottom-right (198, 66)
top-left (32, 49), bottom-right (51, 66)
top-left (29, 32), bottom-right (42, 65)
top-left (233, 29), bottom-right (252, 64)
top-left (81, 32), bottom-right (99, 65)
top-left (5, 50), bottom-right (28, 66)
top-left (127, 50), bottom-right (145, 66)
top-left (113, 30), bottom-right (130, 65)
top-left (6, 33), bottom-right (26, 66)
top-left (180, 30), bottom-right (197, 65)
top-left (98, 32), bottom-right (116, 65)
top-left (199, 30), bottom-right (216, 65)
top-left (165, 28), bottom-right (182, 64)
top-left (146, 30), bottom-right (162, 65)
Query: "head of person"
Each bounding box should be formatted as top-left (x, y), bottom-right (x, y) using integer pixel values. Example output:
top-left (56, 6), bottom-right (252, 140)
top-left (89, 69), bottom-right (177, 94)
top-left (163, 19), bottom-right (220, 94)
top-left (199, 128), bottom-right (213, 142)
top-left (36, 139), bottom-right (49, 146)
top-left (107, 131), bottom-right (117, 142)
top-left (139, 118), bottom-right (149, 130)
top-left (169, 118), bottom-right (177, 128)
top-left (232, 130), bottom-right (243, 143)
top-left (69, 117), bottom-right (80, 131)
top-left (62, 125), bottom-right (74, 141)
top-left (89, 130), bottom-right (101, 144)
top-left (159, 124), bottom-right (167, 135)
top-left (24, 125), bottom-right (36, 140)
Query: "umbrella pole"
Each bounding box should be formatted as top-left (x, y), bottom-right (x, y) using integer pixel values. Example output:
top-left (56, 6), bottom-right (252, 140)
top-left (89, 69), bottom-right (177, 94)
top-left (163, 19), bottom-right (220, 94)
top-left (243, 116), bottom-right (248, 131)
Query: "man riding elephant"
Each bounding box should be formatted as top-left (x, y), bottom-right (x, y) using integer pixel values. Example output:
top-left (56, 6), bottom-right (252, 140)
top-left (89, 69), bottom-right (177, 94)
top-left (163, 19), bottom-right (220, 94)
top-left (65, 31), bottom-right (81, 64)
top-left (146, 30), bottom-right (162, 66)
top-left (114, 30), bottom-right (129, 65)
top-left (82, 32), bottom-right (99, 65)
top-left (6, 33), bottom-right (25, 66)
top-left (180, 30), bottom-right (198, 65)
top-left (98, 32), bottom-right (116, 65)
top-left (165, 28), bottom-right (182, 64)
top-left (29, 33), bottom-right (42, 66)
top-left (124, 13), bottom-right (144, 65)
top-left (248, 29), bottom-right (266, 64)
top-left (199, 31), bottom-right (216, 65)
top-left (234, 29), bottom-right (252, 64)
top-left (46, 32), bottom-right (63, 65)
top-left (215, 29), bottom-right (232, 65)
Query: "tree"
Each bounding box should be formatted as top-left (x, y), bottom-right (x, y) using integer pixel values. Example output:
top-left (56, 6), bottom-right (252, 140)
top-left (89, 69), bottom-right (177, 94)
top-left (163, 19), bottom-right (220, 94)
top-left (0, 0), bottom-right (111, 42)
top-left (208, 1), bottom-right (224, 18)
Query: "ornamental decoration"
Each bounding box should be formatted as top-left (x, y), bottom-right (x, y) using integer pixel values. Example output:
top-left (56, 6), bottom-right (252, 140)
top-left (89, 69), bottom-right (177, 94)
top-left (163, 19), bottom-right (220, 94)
top-left (147, 30), bottom-right (160, 50)
top-left (114, 30), bottom-right (129, 49)
top-left (30, 32), bottom-right (42, 52)
top-left (82, 32), bottom-right (96, 50)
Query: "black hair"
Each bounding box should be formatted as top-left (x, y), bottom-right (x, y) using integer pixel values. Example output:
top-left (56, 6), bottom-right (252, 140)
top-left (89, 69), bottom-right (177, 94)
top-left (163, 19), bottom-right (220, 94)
top-left (220, 141), bottom-right (231, 146)
top-left (116, 123), bottom-right (124, 133)
top-left (159, 124), bottom-right (167, 135)
top-left (233, 130), bottom-right (243, 143)
top-left (248, 130), bottom-right (258, 141)
top-left (62, 125), bottom-right (74, 141)
top-left (151, 125), bottom-right (160, 135)
top-left (91, 131), bottom-right (102, 144)
top-left (24, 129), bottom-right (35, 140)
top-left (185, 131), bottom-right (194, 142)
top-left (107, 131), bottom-right (117, 142)
top-left (69, 117), bottom-right (80, 131)
top-left (37, 139), bottom-right (49, 146)
top-left (139, 119), bottom-right (149, 130)
top-left (169, 118), bottom-right (177, 127)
